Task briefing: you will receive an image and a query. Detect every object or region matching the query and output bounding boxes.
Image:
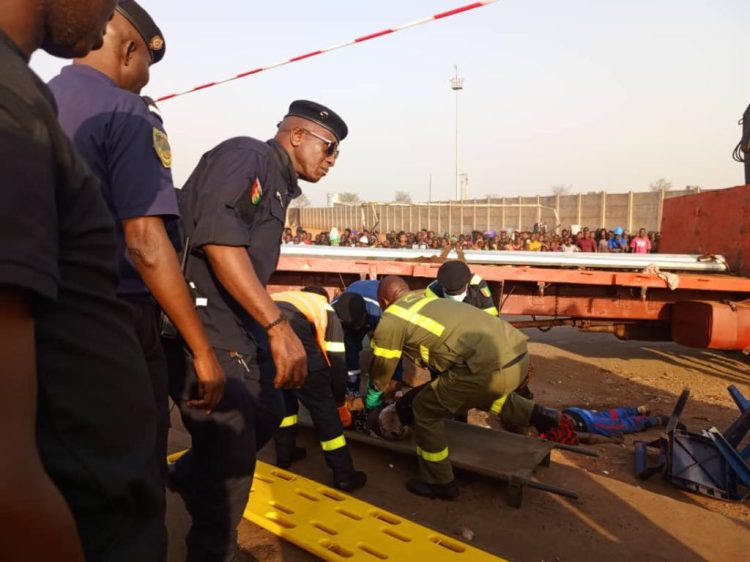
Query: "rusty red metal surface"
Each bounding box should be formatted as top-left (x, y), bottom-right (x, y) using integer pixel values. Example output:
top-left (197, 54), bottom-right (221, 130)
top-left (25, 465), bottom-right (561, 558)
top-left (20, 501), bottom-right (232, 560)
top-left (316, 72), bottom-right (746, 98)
top-left (660, 184), bottom-right (750, 277)
top-left (269, 255), bottom-right (750, 349)
top-left (671, 301), bottom-right (750, 350)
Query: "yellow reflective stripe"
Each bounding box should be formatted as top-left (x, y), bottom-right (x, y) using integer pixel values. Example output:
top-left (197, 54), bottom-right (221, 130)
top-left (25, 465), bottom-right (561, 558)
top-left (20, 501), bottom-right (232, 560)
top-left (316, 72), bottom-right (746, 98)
top-left (385, 304), bottom-right (411, 322)
top-left (416, 446), bottom-right (449, 462)
top-left (419, 345), bottom-right (430, 364)
top-left (372, 345), bottom-right (402, 359)
top-left (470, 274), bottom-right (482, 286)
top-left (386, 298), bottom-right (445, 337)
top-left (425, 284), bottom-right (438, 298)
top-left (321, 435), bottom-right (347, 451)
top-left (279, 415), bottom-right (298, 428)
top-left (324, 341), bottom-right (346, 352)
top-left (407, 296), bottom-right (436, 315)
top-left (490, 395), bottom-right (509, 415)
top-left (412, 315), bottom-right (444, 337)
top-left (483, 306), bottom-right (499, 316)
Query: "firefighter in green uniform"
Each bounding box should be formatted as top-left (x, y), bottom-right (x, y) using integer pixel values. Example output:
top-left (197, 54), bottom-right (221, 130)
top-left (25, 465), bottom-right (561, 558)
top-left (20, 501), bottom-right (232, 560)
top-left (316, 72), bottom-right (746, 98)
top-left (425, 261), bottom-right (498, 315)
top-left (366, 276), bottom-right (561, 499)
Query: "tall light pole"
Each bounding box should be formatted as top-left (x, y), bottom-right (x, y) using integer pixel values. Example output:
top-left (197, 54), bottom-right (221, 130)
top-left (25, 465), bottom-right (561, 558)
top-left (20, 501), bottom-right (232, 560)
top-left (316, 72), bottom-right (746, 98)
top-left (450, 65), bottom-right (464, 202)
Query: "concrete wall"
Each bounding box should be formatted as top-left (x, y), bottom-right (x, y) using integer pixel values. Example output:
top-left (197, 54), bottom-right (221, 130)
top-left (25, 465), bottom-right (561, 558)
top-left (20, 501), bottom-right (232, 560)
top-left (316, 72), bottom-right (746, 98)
top-left (294, 190), bottom-right (693, 233)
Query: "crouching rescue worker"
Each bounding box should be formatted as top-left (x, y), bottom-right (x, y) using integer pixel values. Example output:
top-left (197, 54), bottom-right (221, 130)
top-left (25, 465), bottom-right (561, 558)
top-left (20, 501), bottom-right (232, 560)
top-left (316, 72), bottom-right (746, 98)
top-left (366, 276), bottom-right (561, 499)
top-left (425, 260), bottom-right (498, 315)
top-left (271, 288), bottom-right (367, 492)
top-left (332, 279), bottom-right (404, 395)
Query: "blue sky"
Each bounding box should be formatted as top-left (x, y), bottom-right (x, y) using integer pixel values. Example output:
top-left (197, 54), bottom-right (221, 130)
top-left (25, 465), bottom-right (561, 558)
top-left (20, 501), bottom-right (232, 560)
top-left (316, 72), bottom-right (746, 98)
top-left (31, 0), bottom-right (750, 206)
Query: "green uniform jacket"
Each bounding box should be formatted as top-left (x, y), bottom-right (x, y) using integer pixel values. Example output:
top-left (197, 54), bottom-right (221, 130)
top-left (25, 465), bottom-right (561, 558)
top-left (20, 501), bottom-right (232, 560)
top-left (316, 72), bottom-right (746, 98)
top-left (370, 292), bottom-right (527, 392)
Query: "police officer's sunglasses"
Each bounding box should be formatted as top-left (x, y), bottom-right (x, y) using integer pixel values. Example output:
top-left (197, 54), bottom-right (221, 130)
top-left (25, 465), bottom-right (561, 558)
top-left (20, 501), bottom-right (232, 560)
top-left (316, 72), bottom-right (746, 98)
top-left (302, 128), bottom-right (340, 158)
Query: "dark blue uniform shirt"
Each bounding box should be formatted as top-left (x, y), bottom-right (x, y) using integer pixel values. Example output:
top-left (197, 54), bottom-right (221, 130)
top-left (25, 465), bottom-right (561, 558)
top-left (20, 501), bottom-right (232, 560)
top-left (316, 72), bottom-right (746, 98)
top-left (48, 64), bottom-right (179, 295)
top-left (179, 137), bottom-right (301, 353)
top-left (0, 30), bottom-right (161, 559)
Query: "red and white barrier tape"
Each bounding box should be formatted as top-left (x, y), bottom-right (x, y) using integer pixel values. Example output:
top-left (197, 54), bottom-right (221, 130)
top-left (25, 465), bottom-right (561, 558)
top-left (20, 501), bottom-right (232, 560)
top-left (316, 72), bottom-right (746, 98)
top-left (156, 0), bottom-right (499, 102)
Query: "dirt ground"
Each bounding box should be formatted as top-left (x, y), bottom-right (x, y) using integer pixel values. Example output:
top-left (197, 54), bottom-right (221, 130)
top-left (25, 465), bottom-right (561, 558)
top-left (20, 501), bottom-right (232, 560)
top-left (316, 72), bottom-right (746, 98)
top-left (167, 327), bottom-right (750, 561)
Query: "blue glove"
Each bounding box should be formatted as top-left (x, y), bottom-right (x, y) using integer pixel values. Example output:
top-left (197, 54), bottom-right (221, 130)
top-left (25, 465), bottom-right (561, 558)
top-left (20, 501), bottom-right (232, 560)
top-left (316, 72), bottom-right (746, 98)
top-left (365, 383), bottom-right (384, 409)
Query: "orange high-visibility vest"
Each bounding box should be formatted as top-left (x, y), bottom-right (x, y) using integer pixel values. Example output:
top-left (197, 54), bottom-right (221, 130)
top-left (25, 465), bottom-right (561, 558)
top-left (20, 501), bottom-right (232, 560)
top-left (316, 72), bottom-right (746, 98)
top-left (271, 291), bottom-right (332, 366)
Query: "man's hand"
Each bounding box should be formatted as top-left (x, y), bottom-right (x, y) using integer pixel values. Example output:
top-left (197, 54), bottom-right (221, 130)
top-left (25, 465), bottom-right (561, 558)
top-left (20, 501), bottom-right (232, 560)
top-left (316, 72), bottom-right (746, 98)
top-left (186, 348), bottom-right (226, 413)
top-left (268, 322), bottom-right (307, 389)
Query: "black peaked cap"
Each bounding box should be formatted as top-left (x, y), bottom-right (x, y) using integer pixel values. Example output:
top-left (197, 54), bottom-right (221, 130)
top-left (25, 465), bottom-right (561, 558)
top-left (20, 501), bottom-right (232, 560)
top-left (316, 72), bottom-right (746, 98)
top-left (437, 261), bottom-right (472, 294)
top-left (117, 0), bottom-right (165, 64)
top-left (286, 100), bottom-right (348, 141)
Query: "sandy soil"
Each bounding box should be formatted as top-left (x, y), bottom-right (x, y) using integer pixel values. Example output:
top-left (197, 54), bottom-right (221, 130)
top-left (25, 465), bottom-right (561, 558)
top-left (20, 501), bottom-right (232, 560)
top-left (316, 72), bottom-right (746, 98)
top-left (167, 327), bottom-right (750, 562)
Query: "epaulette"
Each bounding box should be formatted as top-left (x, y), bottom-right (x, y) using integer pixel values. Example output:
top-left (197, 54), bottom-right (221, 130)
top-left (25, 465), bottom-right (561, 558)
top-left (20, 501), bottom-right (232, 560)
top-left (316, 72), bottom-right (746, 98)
top-left (141, 96), bottom-right (163, 122)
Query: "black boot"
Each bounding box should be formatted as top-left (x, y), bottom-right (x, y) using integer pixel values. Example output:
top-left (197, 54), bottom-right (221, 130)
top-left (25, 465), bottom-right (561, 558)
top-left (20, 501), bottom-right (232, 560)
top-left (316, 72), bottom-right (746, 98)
top-left (334, 470), bottom-right (367, 492)
top-left (276, 446), bottom-right (307, 469)
top-left (406, 478), bottom-right (459, 499)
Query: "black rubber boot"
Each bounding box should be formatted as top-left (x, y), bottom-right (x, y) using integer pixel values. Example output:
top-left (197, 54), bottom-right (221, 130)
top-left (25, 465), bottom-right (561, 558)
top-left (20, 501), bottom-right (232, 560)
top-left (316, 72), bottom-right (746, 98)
top-left (406, 478), bottom-right (459, 500)
top-left (334, 470), bottom-right (367, 492)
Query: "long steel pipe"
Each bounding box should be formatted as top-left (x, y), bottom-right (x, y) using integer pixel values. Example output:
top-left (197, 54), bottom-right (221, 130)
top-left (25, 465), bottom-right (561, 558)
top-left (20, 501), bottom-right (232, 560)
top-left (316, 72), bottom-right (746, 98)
top-left (279, 245), bottom-right (728, 272)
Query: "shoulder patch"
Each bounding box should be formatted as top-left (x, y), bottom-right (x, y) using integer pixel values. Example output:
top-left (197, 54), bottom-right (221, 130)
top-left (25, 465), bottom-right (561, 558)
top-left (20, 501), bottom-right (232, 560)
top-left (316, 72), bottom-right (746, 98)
top-left (480, 286), bottom-right (492, 298)
top-left (152, 128), bottom-right (172, 168)
top-left (250, 178), bottom-right (263, 205)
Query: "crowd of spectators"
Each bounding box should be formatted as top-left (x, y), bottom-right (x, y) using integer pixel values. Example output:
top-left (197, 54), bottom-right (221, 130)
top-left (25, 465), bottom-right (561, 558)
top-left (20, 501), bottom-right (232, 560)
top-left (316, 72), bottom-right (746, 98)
top-left (283, 225), bottom-right (659, 253)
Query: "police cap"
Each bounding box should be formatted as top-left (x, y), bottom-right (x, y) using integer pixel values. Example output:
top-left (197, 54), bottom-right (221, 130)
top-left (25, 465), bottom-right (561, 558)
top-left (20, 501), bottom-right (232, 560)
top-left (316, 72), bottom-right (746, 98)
top-left (286, 100), bottom-right (348, 141)
top-left (332, 293), bottom-right (367, 330)
top-left (116, 0), bottom-right (166, 64)
top-left (437, 261), bottom-right (472, 295)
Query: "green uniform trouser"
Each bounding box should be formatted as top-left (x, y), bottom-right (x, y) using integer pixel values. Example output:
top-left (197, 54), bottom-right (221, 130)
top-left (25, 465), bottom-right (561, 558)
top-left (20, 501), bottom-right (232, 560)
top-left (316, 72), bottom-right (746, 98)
top-left (412, 354), bottom-right (533, 484)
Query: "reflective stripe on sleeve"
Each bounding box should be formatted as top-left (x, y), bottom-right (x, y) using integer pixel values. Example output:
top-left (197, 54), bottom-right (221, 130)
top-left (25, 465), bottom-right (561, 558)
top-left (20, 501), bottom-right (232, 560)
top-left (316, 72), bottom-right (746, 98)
top-left (419, 345), bottom-right (430, 364)
top-left (490, 395), bottom-right (509, 415)
top-left (321, 435), bottom-right (347, 451)
top-left (372, 345), bottom-right (402, 359)
top-left (279, 415), bottom-right (299, 428)
top-left (483, 306), bottom-right (499, 316)
top-left (416, 446), bottom-right (449, 462)
top-left (324, 341), bottom-right (346, 352)
top-left (470, 274), bottom-right (482, 286)
top-left (347, 369), bottom-right (361, 377)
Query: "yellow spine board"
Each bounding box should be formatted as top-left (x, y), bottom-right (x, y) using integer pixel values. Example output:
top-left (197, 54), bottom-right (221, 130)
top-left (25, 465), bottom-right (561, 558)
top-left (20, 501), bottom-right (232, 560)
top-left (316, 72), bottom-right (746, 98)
top-left (244, 461), bottom-right (506, 562)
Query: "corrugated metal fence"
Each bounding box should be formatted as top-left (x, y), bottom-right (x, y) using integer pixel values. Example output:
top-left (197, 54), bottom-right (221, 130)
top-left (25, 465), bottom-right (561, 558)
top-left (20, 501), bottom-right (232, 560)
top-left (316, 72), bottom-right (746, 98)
top-left (291, 190), bottom-right (693, 233)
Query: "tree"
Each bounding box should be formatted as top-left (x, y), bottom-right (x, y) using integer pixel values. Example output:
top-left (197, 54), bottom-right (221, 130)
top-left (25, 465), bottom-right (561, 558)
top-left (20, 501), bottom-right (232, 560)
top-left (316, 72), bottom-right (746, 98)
top-left (551, 184), bottom-right (572, 196)
top-left (289, 193), bottom-right (311, 208)
top-left (649, 178), bottom-right (673, 192)
top-left (337, 192), bottom-right (361, 204)
top-left (394, 191), bottom-right (412, 203)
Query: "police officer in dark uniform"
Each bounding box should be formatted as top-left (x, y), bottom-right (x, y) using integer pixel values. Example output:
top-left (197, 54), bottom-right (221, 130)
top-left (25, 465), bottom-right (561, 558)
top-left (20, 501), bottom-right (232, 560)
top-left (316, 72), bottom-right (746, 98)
top-left (1, 1), bottom-right (163, 559)
top-left (48, 4), bottom-right (226, 555)
top-left (173, 100), bottom-right (347, 561)
top-left (426, 260), bottom-right (499, 315)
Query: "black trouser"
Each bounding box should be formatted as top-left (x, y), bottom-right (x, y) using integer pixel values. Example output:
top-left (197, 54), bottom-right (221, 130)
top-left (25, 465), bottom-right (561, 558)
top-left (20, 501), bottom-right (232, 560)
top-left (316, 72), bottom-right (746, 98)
top-left (169, 346), bottom-right (283, 562)
top-left (274, 368), bottom-right (355, 482)
top-left (122, 295), bottom-right (169, 559)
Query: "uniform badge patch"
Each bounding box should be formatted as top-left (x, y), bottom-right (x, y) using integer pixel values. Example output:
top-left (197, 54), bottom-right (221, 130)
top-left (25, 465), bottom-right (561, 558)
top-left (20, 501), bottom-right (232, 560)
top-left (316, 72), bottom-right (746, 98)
top-left (250, 178), bottom-right (263, 205)
top-left (152, 128), bottom-right (172, 168)
top-left (481, 286), bottom-right (492, 298)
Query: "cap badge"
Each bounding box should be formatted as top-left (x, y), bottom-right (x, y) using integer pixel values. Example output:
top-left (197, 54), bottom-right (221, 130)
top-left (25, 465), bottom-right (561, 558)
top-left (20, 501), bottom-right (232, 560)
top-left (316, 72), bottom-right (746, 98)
top-left (150, 36), bottom-right (164, 51)
top-left (319, 111), bottom-right (329, 120)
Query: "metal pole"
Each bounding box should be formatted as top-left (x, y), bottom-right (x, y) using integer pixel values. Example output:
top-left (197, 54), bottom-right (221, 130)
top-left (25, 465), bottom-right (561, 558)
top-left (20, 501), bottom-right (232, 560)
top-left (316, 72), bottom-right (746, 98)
top-left (428, 173), bottom-right (432, 203)
top-left (450, 66), bottom-right (464, 201)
